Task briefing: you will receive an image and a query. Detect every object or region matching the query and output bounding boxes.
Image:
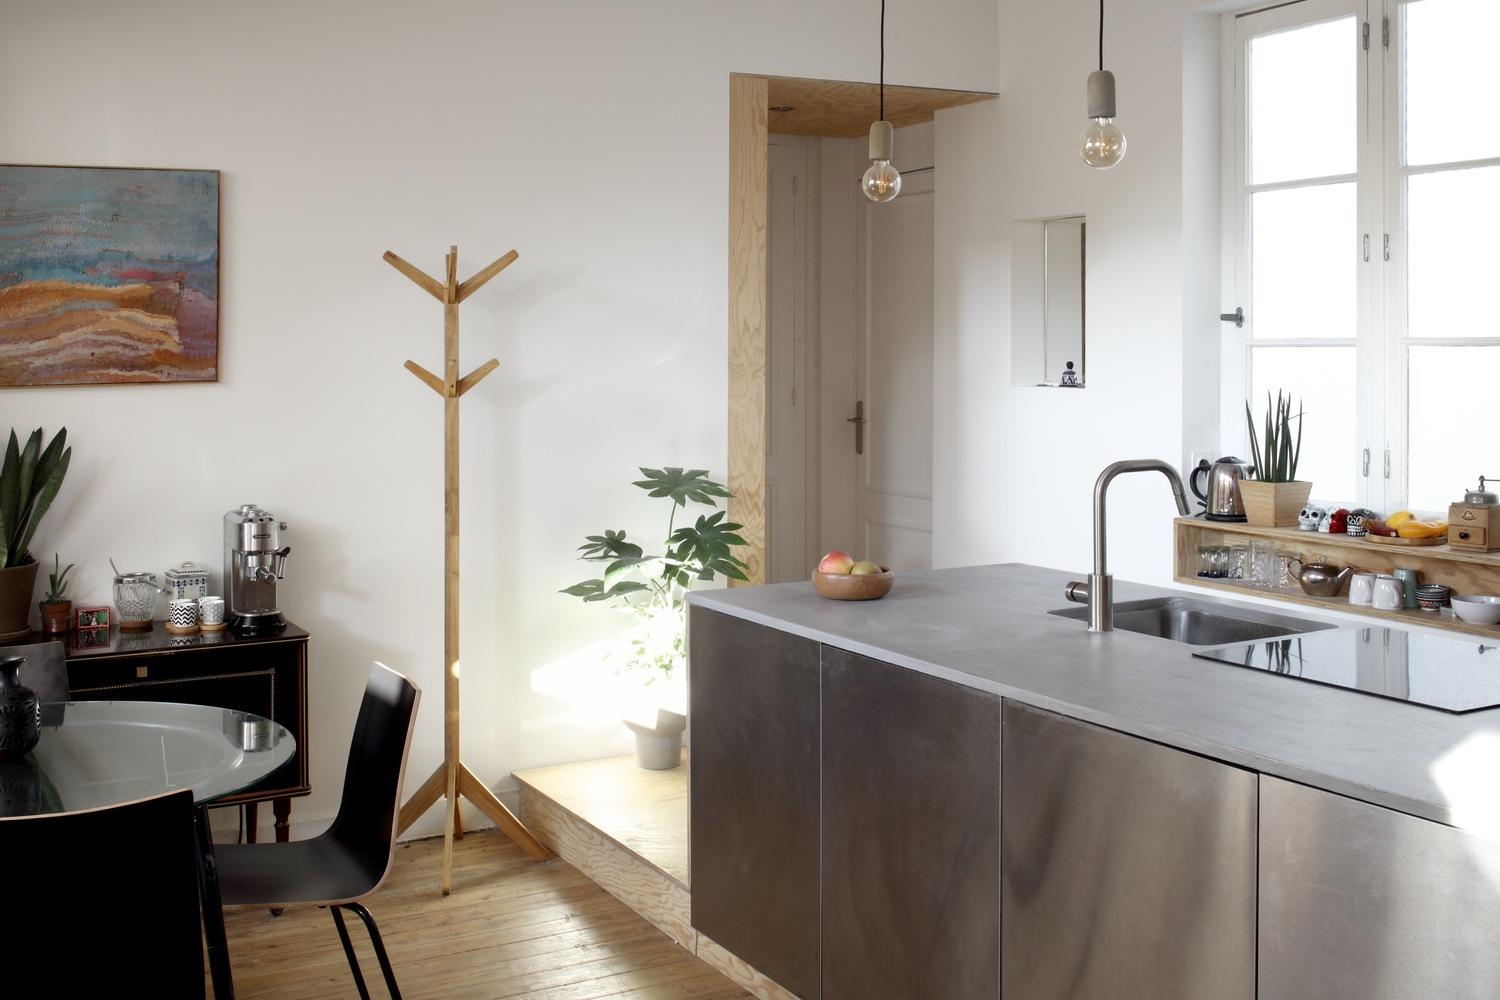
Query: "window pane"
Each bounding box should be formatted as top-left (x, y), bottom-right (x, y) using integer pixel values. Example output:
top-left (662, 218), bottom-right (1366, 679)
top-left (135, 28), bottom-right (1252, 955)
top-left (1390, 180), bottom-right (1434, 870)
top-left (1251, 183), bottom-right (1357, 340)
top-left (1405, 0), bottom-right (1500, 165)
top-left (1249, 17), bottom-right (1357, 184)
top-left (1408, 166), bottom-right (1500, 338)
top-left (1251, 346), bottom-right (1357, 503)
top-left (1408, 346), bottom-right (1500, 512)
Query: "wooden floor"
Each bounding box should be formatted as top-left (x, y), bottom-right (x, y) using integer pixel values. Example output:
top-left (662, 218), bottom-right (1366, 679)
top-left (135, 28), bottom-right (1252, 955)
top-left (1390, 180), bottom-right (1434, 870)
top-left (218, 827), bottom-right (747, 999)
top-left (514, 754), bottom-right (688, 887)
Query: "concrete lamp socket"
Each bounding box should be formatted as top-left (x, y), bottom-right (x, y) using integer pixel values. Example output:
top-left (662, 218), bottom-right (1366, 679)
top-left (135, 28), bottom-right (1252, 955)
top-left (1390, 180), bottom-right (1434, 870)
top-left (867, 119), bottom-right (894, 161)
top-left (1086, 69), bottom-right (1118, 119)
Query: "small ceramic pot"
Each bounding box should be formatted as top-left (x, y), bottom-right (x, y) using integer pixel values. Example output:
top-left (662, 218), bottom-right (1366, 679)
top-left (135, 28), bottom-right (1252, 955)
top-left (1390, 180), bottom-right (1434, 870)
top-left (198, 596), bottom-right (226, 627)
top-left (168, 598), bottom-right (199, 631)
top-left (38, 599), bottom-right (72, 634)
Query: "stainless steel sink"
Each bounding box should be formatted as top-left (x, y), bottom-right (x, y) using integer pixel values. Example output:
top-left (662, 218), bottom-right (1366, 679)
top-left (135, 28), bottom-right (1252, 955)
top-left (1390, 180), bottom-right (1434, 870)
top-left (1049, 596), bottom-right (1336, 645)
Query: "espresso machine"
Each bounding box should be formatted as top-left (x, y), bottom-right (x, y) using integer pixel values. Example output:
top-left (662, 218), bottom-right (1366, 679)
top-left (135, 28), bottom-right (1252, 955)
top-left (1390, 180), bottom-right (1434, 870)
top-left (223, 504), bottom-right (291, 635)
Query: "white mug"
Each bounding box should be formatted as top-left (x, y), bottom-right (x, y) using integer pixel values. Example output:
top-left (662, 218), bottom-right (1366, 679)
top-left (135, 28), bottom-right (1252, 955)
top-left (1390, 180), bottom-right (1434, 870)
top-left (168, 598), bottom-right (199, 629)
top-left (1371, 574), bottom-right (1404, 611)
top-left (1349, 572), bottom-right (1376, 606)
top-left (199, 596), bottom-right (226, 626)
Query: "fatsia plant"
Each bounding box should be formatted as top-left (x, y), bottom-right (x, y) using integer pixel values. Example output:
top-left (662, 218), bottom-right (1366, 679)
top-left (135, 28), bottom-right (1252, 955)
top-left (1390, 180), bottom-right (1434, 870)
top-left (0, 427), bottom-right (72, 569)
top-left (1245, 391), bottom-right (1303, 484)
top-left (563, 467), bottom-right (749, 682)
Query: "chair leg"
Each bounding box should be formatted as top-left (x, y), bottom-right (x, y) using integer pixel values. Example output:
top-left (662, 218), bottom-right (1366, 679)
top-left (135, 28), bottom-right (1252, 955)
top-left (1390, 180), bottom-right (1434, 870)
top-left (330, 903), bottom-right (402, 1000)
top-left (342, 902), bottom-right (403, 1000)
top-left (329, 906), bottom-right (372, 1000)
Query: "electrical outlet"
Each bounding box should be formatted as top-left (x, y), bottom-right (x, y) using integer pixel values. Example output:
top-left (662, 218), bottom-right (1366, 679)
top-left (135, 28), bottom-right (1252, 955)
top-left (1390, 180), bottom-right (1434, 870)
top-left (1189, 449), bottom-right (1216, 472)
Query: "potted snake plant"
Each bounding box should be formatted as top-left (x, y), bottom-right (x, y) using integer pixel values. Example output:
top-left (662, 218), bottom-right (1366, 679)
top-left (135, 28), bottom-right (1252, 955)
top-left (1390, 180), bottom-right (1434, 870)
top-left (1239, 392), bottom-right (1310, 527)
top-left (38, 554), bottom-right (74, 634)
top-left (0, 428), bottom-right (72, 639)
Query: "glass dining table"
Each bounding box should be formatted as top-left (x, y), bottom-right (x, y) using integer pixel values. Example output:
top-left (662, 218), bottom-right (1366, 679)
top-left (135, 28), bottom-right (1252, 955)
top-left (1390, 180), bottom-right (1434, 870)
top-left (0, 700), bottom-right (296, 999)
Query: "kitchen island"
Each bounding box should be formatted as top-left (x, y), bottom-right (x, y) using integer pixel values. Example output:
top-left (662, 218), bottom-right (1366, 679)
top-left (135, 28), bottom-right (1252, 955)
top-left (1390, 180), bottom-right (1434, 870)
top-left (686, 563), bottom-right (1500, 1000)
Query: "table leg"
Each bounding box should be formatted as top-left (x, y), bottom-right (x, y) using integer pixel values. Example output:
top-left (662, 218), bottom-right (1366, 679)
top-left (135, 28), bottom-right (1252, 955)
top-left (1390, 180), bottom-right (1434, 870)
top-left (196, 805), bottom-right (235, 999)
top-left (244, 802), bottom-right (258, 844)
top-left (273, 797), bottom-right (290, 843)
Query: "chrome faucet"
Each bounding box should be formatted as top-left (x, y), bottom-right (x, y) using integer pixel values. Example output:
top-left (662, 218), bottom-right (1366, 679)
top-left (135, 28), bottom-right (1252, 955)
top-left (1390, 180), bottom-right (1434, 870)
top-left (1065, 460), bottom-right (1192, 632)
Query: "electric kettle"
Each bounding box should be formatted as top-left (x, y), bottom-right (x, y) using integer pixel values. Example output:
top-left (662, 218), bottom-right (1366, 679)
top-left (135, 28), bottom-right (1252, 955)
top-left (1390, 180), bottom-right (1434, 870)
top-left (1190, 457), bottom-right (1251, 522)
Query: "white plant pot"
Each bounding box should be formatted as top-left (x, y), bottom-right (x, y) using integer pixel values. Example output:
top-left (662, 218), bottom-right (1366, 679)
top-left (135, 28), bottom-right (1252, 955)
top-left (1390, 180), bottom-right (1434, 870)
top-left (624, 708), bottom-right (687, 770)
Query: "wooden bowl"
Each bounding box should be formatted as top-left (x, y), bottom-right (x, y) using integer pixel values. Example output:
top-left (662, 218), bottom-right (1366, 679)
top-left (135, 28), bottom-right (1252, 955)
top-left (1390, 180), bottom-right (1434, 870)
top-left (812, 568), bottom-right (894, 601)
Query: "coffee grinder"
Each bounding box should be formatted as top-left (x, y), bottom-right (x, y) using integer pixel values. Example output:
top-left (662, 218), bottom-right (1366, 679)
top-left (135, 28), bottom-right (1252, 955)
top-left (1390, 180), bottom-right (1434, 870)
top-left (223, 504), bottom-right (291, 634)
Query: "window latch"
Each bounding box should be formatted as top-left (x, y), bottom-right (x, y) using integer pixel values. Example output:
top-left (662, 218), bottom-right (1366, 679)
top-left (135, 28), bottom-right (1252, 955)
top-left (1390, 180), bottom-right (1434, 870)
top-left (1219, 307), bottom-right (1244, 328)
top-left (1384, 233), bottom-right (1391, 261)
top-left (1385, 448), bottom-right (1392, 480)
top-left (1363, 447), bottom-right (1371, 478)
top-left (1363, 234), bottom-right (1370, 262)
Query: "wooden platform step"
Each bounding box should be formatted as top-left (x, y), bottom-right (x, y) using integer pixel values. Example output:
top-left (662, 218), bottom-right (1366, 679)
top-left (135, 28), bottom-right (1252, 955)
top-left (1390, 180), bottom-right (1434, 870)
top-left (513, 755), bottom-right (796, 1000)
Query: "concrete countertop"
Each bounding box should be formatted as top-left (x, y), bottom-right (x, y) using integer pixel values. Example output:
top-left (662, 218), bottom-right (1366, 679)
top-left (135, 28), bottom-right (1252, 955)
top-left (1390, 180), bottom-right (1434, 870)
top-left (688, 563), bottom-right (1500, 837)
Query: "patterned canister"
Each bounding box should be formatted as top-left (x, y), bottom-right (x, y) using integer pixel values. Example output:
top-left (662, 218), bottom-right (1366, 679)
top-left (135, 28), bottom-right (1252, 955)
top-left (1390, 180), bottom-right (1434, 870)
top-left (165, 561), bottom-right (210, 601)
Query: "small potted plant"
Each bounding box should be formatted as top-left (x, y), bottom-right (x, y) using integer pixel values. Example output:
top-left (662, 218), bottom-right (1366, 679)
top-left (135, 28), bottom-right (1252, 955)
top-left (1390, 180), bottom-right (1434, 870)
top-left (1239, 391), bottom-right (1311, 527)
top-left (38, 554), bottom-right (74, 634)
top-left (0, 428), bottom-right (72, 639)
top-left (563, 467), bottom-right (748, 769)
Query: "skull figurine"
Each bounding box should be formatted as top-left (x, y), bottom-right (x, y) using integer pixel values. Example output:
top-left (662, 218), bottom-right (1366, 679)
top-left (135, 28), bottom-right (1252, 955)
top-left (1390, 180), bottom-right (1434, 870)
top-left (1324, 508), bottom-right (1350, 534)
top-left (1299, 503), bottom-right (1329, 532)
top-left (1346, 508), bottom-right (1376, 538)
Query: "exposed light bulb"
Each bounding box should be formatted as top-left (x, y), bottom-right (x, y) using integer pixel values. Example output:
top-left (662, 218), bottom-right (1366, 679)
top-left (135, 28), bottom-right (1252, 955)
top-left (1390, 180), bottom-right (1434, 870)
top-left (862, 120), bottom-right (901, 204)
top-left (1079, 117), bottom-right (1127, 169)
top-left (1080, 69), bottom-right (1126, 169)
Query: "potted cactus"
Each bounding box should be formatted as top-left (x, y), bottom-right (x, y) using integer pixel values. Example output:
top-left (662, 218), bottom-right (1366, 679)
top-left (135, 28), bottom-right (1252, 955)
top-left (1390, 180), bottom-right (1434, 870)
top-left (1239, 392), bottom-right (1310, 527)
top-left (0, 428), bottom-right (72, 639)
top-left (38, 554), bottom-right (74, 634)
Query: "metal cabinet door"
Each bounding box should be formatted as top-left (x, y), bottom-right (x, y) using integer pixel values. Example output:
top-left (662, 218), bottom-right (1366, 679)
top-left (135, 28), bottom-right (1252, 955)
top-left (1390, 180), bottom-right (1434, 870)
top-left (1260, 775), bottom-right (1500, 1000)
top-left (1001, 702), bottom-right (1257, 1000)
top-left (821, 648), bottom-right (1000, 1000)
top-left (689, 607), bottom-right (822, 999)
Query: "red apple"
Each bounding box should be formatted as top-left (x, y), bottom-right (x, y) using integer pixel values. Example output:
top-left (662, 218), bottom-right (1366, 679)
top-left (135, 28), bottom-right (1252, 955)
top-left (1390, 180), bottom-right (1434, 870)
top-left (850, 560), bottom-right (882, 575)
top-left (817, 550), bottom-right (855, 574)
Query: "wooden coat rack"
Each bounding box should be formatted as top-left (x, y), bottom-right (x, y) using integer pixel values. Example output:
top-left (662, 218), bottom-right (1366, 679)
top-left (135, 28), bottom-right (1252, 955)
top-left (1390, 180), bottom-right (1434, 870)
top-left (385, 244), bottom-right (549, 894)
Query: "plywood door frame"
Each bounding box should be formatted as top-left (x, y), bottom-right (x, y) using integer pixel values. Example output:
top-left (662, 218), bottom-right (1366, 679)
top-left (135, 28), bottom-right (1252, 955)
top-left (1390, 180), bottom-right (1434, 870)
top-left (728, 75), bottom-right (769, 586)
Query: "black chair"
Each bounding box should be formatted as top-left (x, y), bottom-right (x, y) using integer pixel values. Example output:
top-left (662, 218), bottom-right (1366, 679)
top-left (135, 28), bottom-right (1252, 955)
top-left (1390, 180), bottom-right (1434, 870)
top-left (214, 662), bottom-right (420, 999)
top-left (1, 789), bottom-right (204, 995)
top-left (10, 638), bottom-right (68, 702)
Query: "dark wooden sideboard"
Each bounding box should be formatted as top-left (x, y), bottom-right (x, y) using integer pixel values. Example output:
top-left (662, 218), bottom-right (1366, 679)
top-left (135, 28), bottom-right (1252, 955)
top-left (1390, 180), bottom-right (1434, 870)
top-left (26, 622), bottom-right (310, 841)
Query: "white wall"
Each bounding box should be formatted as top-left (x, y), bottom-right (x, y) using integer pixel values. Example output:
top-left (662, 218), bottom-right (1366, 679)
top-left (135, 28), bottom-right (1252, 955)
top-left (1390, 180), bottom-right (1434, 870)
top-left (934, 0), bottom-right (1221, 585)
top-left (1, 0), bottom-right (997, 838)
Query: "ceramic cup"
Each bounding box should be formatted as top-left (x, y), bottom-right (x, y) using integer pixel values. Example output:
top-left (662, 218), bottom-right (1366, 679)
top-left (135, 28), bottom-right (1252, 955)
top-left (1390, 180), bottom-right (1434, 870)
top-left (199, 596), bottom-right (226, 627)
top-left (168, 598), bottom-right (198, 630)
top-left (1372, 575), bottom-right (1404, 612)
top-left (1349, 572), bottom-right (1376, 606)
top-left (1392, 568), bottom-right (1420, 610)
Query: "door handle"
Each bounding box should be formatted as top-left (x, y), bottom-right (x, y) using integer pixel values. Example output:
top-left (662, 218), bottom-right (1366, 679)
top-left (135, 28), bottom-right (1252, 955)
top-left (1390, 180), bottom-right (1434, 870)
top-left (847, 400), bottom-right (865, 456)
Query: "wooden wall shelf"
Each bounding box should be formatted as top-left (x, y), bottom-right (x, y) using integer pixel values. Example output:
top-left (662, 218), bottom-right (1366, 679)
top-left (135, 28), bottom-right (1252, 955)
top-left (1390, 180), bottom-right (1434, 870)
top-left (1173, 517), bottom-right (1500, 642)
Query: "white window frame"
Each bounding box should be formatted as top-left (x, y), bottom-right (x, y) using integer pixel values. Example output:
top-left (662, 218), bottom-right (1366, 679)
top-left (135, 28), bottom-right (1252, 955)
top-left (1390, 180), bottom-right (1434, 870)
top-left (1221, 0), bottom-right (1497, 515)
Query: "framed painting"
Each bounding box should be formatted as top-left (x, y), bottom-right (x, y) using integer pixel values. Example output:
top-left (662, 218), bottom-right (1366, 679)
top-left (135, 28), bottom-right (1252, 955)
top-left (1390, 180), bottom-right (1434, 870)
top-left (0, 164), bottom-right (219, 387)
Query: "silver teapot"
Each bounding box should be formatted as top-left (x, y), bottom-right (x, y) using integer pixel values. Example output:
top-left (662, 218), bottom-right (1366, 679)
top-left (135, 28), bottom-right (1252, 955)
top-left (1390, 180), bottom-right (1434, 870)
top-left (1287, 558), bottom-right (1352, 598)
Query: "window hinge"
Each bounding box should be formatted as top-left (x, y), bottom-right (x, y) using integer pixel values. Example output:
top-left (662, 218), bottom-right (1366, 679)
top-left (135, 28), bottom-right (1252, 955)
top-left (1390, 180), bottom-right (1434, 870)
top-left (1383, 233), bottom-right (1391, 261)
top-left (1362, 21), bottom-right (1371, 51)
top-left (1363, 447), bottom-right (1371, 478)
top-left (1384, 448), bottom-right (1392, 480)
top-left (1363, 233), bottom-right (1370, 262)
top-left (1383, 15), bottom-right (1390, 49)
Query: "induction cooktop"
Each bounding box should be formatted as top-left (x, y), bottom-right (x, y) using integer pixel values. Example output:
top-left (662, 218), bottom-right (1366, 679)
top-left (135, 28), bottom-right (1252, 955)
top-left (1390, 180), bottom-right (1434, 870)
top-left (1194, 626), bottom-right (1500, 713)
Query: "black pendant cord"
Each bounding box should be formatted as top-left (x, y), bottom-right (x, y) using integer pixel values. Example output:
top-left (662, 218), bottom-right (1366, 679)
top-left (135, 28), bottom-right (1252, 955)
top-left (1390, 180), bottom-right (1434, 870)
top-left (879, 0), bottom-right (886, 121)
top-left (1098, 0), bottom-right (1104, 72)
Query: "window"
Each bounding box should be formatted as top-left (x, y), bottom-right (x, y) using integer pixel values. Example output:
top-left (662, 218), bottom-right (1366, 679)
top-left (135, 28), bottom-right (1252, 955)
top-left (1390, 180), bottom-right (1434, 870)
top-left (1224, 0), bottom-right (1500, 513)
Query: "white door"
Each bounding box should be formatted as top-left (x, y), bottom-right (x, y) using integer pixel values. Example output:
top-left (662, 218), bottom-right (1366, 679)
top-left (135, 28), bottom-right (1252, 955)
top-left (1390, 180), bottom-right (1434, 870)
top-left (765, 135), bottom-right (817, 583)
top-left (856, 166), bottom-right (934, 571)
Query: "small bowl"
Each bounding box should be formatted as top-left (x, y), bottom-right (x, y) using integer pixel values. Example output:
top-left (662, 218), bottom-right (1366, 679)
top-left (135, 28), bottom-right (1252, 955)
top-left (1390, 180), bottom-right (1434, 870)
top-left (1451, 594), bottom-right (1500, 625)
top-left (812, 567), bottom-right (894, 601)
top-left (1416, 584), bottom-right (1451, 611)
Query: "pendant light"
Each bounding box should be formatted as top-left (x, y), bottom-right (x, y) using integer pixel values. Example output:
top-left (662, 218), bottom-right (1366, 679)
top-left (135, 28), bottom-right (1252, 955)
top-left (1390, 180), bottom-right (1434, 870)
top-left (1079, 0), bottom-right (1127, 169)
top-left (862, 0), bottom-right (901, 203)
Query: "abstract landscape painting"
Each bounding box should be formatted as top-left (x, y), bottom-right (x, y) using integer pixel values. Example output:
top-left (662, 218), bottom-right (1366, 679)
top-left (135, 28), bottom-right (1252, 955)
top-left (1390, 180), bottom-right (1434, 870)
top-left (0, 165), bottom-right (219, 386)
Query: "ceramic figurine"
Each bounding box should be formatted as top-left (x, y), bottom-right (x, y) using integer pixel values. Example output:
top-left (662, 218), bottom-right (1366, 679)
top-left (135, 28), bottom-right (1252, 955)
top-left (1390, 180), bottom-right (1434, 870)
top-left (1298, 503), bottom-right (1329, 532)
top-left (1059, 361), bottom-right (1081, 387)
top-left (1324, 508), bottom-right (1350, 534)
top-left (1346, 508), bottom-right (1376, 538)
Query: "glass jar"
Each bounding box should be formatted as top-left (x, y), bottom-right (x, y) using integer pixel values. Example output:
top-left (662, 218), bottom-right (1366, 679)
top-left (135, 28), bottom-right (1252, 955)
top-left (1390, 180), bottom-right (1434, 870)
top-left (113, 571), bottom-right (161, 630)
